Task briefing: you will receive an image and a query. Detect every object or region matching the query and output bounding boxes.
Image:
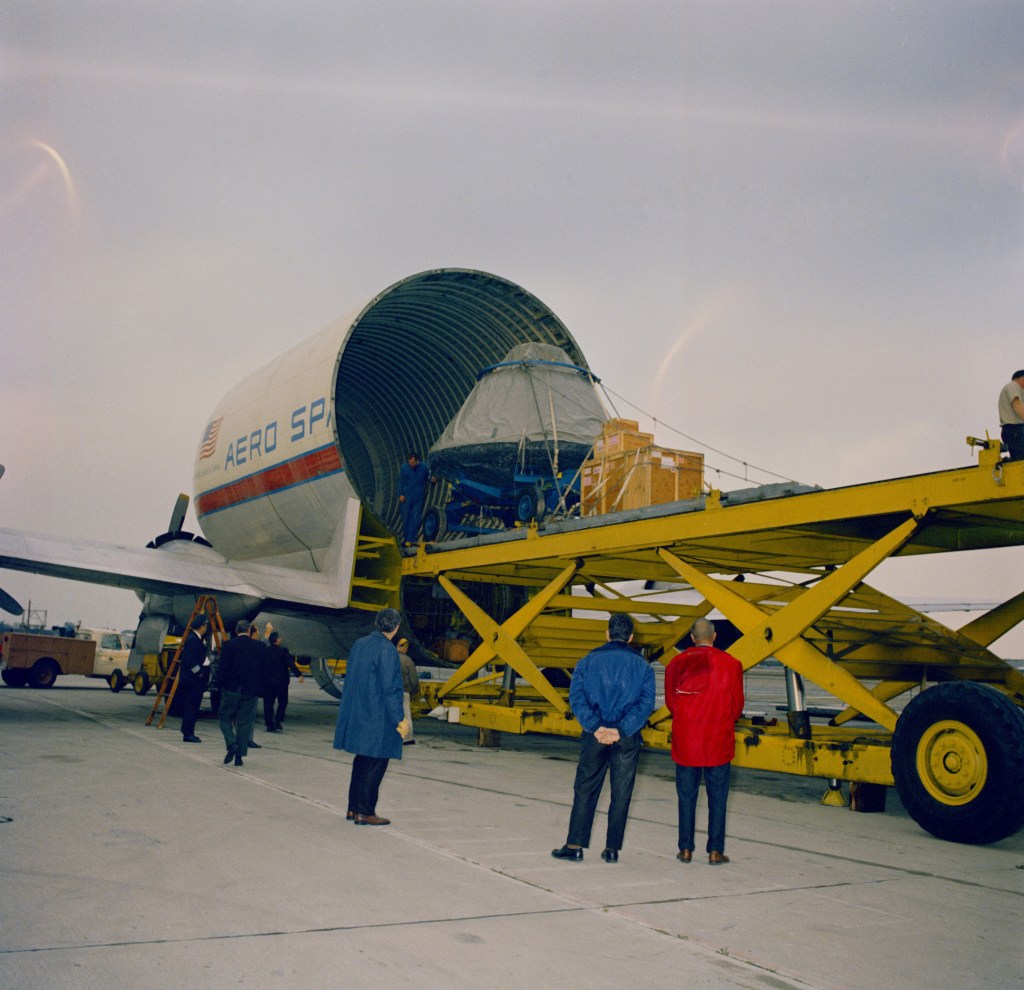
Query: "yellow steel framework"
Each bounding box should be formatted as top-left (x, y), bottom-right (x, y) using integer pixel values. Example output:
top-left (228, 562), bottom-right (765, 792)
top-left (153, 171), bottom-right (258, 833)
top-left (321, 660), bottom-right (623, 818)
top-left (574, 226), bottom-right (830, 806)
top-left (403, 439), bottom-right (1024, 842)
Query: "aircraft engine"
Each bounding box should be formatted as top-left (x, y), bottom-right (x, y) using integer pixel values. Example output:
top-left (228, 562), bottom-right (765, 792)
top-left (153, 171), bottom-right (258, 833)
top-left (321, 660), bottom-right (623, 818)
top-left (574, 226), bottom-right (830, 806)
top-left (136, 535), bottom-right (261, 630)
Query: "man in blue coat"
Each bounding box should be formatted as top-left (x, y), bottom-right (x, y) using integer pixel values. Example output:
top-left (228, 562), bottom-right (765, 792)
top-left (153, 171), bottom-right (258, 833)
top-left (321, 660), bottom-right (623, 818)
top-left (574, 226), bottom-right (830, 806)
top-left (333, 607), bottom-right (409, 825)
top-left (551, 614), bottom-right (655, 863)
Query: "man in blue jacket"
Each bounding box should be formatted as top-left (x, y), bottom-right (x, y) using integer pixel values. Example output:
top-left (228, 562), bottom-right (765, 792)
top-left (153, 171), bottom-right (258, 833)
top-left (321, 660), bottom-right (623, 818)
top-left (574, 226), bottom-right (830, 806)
top-left (552, 614), bottom-right (655, 863)
top-left (333, 607), bottom-right (409, 825)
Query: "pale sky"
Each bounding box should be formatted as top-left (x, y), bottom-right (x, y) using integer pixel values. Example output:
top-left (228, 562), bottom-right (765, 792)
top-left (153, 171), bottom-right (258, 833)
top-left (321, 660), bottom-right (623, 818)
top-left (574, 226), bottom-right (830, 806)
top-left (2, 2), bottom-right (1023, 652)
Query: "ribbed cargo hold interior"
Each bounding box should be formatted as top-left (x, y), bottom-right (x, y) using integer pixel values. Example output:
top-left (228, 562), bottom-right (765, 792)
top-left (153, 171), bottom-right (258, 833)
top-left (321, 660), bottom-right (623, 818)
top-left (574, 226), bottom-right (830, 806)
top-left (332, 269), bottom-right (589, 529)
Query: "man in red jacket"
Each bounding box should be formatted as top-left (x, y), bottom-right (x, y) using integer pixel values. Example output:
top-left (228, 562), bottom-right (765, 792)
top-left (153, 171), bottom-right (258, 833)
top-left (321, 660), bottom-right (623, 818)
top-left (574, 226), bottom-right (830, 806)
top-left (665, 617), bottom-right (744, 865)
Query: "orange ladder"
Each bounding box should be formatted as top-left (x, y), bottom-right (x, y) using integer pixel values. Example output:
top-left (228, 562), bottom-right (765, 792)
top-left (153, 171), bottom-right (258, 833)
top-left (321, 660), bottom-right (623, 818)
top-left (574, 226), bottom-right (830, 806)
top-left (146, 596), bottom-right (226, 728)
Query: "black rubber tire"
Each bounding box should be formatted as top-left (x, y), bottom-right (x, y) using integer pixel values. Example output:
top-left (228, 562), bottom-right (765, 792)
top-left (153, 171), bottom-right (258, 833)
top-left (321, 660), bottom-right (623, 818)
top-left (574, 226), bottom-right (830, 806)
top-left (891, 682), bottom-right (1024, 844)
top-left (109, 670), bottom-right (125, 693)
top-left (2, 668), bottom-right (28, 687)
top-left (422, 507), bottom-right (443, 543)
top-left (515, 487), bottom-right (539, 523)
top-left (29, 658), bottom-right (60, 689)
top-left (133, 671), bottom-right (151, 696)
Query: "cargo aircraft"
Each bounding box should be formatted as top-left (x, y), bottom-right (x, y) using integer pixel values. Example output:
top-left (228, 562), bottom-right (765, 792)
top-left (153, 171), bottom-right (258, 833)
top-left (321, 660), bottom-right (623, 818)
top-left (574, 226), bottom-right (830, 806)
top-left (0, 269), bottom-right (592, 670)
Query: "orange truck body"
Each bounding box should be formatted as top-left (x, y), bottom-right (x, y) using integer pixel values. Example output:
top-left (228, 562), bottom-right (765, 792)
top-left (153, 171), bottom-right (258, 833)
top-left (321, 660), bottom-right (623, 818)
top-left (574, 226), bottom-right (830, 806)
top-left (1, 632), bottom-right (96, 688)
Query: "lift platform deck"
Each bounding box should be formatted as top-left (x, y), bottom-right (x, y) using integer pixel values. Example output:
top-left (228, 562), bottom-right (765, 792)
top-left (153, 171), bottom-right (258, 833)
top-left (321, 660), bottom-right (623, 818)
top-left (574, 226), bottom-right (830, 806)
top-left (402, 438), bottom-right (1024, 844)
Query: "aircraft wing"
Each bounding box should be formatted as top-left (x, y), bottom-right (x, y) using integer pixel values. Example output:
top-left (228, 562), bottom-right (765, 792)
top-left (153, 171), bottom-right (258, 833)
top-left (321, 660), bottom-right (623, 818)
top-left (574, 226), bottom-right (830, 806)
top-left (0, 525), bottom-right (355, 612)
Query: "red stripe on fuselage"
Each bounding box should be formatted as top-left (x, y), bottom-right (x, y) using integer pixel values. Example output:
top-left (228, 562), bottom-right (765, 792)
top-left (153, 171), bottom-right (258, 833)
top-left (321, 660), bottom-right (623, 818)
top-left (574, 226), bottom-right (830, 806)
top-left (196, 445), bottom-right (343, 516)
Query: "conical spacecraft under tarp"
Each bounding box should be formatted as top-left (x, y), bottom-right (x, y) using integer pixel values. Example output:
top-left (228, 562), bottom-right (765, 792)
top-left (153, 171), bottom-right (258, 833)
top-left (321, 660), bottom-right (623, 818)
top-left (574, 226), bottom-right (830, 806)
top-left (428, 342), bottom-right (607, 490)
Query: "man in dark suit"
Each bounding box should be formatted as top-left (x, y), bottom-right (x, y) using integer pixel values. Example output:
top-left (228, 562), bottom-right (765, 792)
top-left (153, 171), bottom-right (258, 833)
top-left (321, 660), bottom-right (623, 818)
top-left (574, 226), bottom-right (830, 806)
top-left (263, 630), bottom-right (303, 732)
top-left (178, 616), bottom-right (210, 743)
top-left (333, 607), bottom-right (408, 825)
top-left (218, 619), bottom-right (265, 766)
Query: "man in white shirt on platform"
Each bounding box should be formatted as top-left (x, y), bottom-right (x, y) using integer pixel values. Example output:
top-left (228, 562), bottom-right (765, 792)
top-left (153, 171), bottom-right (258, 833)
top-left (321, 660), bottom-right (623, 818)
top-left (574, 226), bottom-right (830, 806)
top-left (998, 369), bottom-right (1024, 461)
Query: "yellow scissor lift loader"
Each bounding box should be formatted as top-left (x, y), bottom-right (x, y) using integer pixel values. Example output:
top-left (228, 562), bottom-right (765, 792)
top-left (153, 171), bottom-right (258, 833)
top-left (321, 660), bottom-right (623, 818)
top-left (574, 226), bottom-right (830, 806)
top-left (406, 437), bottom-right (1024, 844)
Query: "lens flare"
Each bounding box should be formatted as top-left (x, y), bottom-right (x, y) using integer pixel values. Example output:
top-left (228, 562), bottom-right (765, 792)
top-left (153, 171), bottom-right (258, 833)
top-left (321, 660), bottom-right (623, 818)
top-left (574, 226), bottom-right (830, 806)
top-left (0, 139), bottom-right (77, 218)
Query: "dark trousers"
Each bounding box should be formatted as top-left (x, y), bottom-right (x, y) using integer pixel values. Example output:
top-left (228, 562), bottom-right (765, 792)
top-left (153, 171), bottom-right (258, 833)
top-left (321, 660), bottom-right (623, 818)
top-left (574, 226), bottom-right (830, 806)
top-left (263, 684), bottom-right (289, 728)
top-left (1002, 423), bottom-right (1024, 461)
top-left (347, 755), bottom-right (390, 816)
top-left (179, 679), bottom-right (204, 738)
top-left (566, 730), bottom-right (642, 851)
top-left (219, 690), bottom-right (258, 757)
top-left (675, 762), bottom-right (731, 854)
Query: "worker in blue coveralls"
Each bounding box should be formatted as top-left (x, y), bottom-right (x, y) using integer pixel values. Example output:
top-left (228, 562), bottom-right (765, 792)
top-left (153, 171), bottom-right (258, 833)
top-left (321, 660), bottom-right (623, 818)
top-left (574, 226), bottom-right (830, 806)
top-left (398, 451), bottom-right (430, 546)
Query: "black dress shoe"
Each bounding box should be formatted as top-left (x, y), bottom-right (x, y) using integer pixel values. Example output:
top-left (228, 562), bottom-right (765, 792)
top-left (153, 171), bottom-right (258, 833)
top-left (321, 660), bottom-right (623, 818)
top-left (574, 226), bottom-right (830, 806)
top-left (248, 740), bottom-right (262, 749)
top-left (183, 735), bottom-right (201, 743)
top-left (223, 745), bottom-right (235, 765)
top-left (551, 845), bottom-right (583, 861)
top-left (265, 726), bottom-right (278, 733)
top-left (234, 755), bottom-right (244, 767)
top-left (600, 848), bottom-right (618, 863)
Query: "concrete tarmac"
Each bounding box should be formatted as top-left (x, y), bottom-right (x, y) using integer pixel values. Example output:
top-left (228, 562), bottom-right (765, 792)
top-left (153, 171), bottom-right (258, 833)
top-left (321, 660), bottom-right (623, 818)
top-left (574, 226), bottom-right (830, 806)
top-left (1, 680), bottom-right (1021, 990)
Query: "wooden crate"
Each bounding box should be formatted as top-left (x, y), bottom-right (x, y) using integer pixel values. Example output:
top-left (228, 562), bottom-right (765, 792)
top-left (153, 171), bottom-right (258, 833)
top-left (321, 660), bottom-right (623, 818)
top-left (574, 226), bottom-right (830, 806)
top-left (621, 450), bottom-right (703, 510)
top-left (592, 418), bottom-right (653, 458)
top-left (580, 445), bottom-right (703, 515)
top-left (580, 455), bottom-right (634, 515)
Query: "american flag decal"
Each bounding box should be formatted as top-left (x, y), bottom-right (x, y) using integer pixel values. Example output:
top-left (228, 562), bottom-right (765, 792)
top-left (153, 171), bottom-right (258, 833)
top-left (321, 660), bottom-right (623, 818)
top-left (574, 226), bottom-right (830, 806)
top-left (199, 418), bottom-right (223, 460)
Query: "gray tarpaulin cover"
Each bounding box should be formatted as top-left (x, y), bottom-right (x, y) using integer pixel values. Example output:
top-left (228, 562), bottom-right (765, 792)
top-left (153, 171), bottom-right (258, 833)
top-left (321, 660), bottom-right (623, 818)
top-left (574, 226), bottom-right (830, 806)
top-left (429, 343), bottom-right (606, 489)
